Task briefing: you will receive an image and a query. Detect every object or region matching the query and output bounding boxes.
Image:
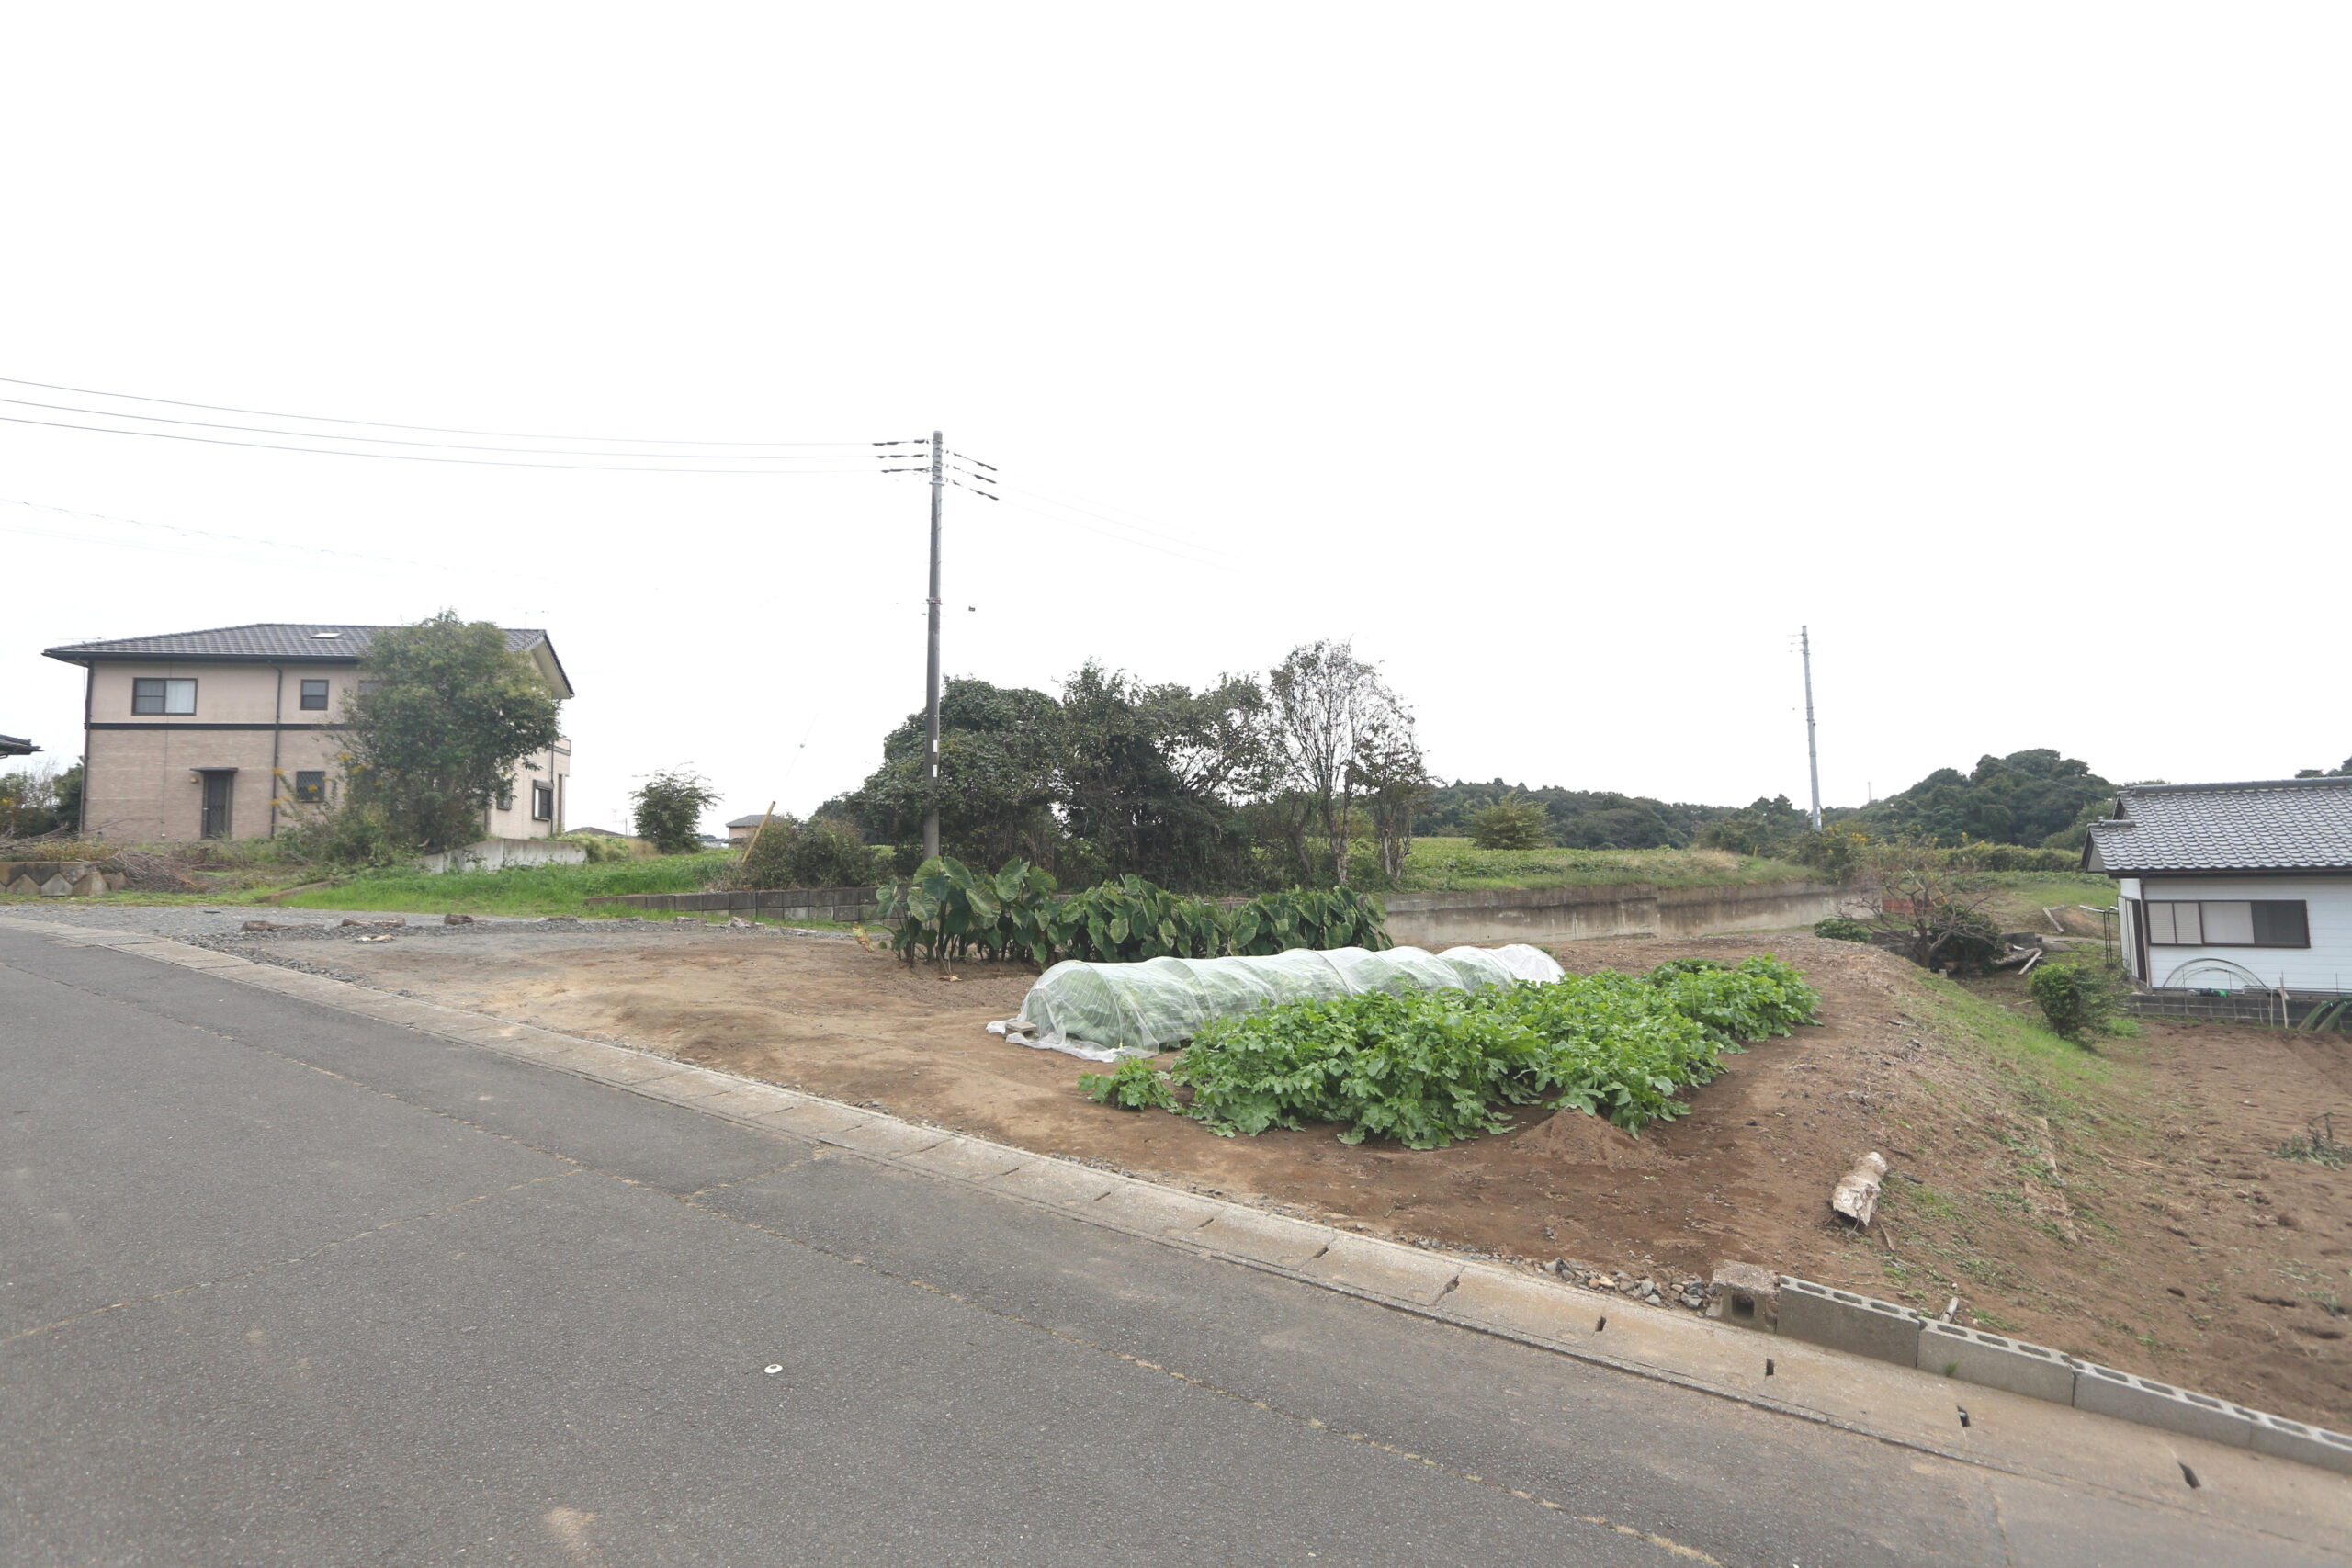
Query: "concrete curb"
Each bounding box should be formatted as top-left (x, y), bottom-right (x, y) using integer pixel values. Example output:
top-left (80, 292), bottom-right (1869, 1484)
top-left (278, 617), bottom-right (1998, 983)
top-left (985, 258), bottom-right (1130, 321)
top-left (12, 914), bottom-right (2351, 1524)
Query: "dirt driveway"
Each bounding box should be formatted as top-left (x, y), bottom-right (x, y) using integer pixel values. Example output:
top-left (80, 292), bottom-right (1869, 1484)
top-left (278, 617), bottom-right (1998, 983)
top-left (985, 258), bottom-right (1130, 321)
top-left (230, 921), bottom-right (2352, 1427)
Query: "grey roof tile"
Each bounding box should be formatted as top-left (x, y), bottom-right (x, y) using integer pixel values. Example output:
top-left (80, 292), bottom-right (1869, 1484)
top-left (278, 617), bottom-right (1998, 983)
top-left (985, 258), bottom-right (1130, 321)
top-left (2089, 778), bottom-right (2352, 874)
top-left (43, 623), bottom-right (547, 662)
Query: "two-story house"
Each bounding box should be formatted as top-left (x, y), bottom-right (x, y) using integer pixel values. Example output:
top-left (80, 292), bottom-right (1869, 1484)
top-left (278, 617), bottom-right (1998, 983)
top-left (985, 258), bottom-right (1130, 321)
top-left (41, 624), bottom-right (573, 842)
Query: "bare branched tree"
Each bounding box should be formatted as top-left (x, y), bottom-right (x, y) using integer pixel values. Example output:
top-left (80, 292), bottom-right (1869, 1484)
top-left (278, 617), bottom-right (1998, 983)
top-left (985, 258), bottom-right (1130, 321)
top-left (1266, 639), bottom-right (1411, 886)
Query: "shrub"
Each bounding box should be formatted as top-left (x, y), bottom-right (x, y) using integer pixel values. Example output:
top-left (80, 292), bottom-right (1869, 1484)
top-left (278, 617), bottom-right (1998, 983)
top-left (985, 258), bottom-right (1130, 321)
top-left (632, 771), bottom-right (720, 854)
top-left (1466, 794), bottom-right (1549, 851)
top-left (731, 816), bottom-right (884, 890)
top-left (1814, 915), bottom-right (1874, 943)
top-left (560, 832), bottom-right (650, 863)
top-left (2029, 958), bottom-right (2124, 1040)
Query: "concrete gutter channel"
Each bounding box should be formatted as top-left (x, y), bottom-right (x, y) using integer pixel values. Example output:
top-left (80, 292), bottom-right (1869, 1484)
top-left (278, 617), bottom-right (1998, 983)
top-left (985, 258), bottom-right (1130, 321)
top-left (10, 912), bottom-right (2347, 1545)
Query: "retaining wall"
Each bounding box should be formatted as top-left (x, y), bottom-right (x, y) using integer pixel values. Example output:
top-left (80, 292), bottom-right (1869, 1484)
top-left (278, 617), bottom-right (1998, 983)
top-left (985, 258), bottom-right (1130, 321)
top-left (415, 838), bottom-right (590, 874)
top-left (585, 885), bottom-right (883, 922)
top-left (0, 862), bottom-right (130, 897)
top-left (1377, 880), bottom-right (1843, 949)
top-left (583, 878), bottom-right (1846, 941)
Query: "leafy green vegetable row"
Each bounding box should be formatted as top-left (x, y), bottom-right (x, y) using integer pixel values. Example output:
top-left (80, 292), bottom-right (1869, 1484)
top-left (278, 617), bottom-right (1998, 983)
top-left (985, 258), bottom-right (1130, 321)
top-left (871, 857), bottom-right (1391, 964)
top-left (1081, 955), bottom-right (1818, 1148)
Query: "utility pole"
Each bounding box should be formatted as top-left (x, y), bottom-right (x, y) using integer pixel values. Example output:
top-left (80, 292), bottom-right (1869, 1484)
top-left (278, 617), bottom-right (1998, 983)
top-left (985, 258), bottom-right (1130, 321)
top-left (1800, 626), bottom-right (1822, 830)
top-left (874, 432), bottom-right (997, 866)
top-left (922, 430), bottom-right (944, 862)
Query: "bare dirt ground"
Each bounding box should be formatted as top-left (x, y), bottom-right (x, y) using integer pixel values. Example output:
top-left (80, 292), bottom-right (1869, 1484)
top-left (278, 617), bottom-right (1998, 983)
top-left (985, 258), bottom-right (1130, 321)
top-left (241, 922), bottom-right (2352, 1427)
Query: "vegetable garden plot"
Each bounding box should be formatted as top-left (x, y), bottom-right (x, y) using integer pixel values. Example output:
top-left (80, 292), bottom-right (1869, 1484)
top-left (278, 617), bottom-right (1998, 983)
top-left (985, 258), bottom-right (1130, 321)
top-left (1082, 954), bottom-right (1821, 1148)
top-left (994, 943), bottom-right (1566, 1061)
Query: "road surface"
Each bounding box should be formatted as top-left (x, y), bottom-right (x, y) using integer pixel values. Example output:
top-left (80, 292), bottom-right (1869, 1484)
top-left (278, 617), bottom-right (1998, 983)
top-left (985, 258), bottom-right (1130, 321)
top-left (1, 923), bottom-right (2335, 1566)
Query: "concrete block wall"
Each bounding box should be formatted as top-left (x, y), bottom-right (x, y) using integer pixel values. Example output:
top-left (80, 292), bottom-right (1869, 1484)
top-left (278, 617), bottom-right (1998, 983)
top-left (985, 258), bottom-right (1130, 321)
top-left (584, 886), bottom-right (885, 922)
top-left (1772, 1275), bottom-right (2352, 1475)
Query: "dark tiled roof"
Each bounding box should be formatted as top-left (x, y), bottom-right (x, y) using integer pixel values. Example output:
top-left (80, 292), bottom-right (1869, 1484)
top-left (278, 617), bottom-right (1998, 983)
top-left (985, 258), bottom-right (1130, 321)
top-left (2087, 778), bottom-right (2352, 874)
top-left (726, 814), bottom-right (775, 829)
top-left (0, 734), bottom-right (37, 757)
top-left (43, 623), bottom-right (548, 662)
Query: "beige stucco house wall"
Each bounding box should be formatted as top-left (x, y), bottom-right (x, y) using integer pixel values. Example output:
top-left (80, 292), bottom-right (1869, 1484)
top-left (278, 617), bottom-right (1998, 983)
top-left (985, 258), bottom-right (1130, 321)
top-left (46, 624), bottom-right (574, 844)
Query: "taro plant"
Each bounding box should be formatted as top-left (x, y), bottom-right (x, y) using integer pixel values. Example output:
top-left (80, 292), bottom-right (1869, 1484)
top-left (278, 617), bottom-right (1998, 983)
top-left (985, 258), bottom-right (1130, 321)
top-left (872, 855), bottom-right (1057, 964)
top-left (1228, 886), bottom-right (1391, 955)
top-left (1052, 874), bottom-right (1231, 963)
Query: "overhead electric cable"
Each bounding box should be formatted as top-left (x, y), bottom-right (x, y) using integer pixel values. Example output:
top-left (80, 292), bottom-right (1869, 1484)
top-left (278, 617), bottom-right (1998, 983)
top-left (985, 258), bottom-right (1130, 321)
top-left (0, 413), bottom-right (876, 474)
top-left (0, 496), bottom-right (443, 570)
top-left (0, 397), bottom-right (875, 461)
top-left (0, 375), bottom-right (867, 446)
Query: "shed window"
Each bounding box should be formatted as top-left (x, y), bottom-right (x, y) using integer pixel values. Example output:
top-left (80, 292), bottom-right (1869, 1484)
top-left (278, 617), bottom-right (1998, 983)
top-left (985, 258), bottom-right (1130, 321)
top-left (300, 679), bottom-right (330, 711)
top-left (292, 771), bottom-right (326, 804)
top-left (132, 677), bottom-right (197, 716)
top-left (2147, 899), bottom-right (2308, 948)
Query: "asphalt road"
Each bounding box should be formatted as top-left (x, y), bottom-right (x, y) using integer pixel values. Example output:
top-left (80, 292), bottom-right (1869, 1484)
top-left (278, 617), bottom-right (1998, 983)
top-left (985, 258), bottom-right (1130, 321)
top-left (1, 924), bottom-right (2335, 1567)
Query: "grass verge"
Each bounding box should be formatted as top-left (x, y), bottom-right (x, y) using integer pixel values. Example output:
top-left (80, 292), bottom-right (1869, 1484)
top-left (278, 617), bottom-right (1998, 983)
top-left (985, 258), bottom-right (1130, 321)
top-left (1382, 840), bottom-right (1815, 893)
top-left (273, 852), bottom-right (740, 917)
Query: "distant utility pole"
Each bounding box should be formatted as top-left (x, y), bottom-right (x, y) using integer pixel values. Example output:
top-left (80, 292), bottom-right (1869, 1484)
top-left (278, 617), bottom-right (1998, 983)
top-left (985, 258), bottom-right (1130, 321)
top-left (1800, 626), bottom-right (1822, 830)
top-left (876, 432), bottom-right (999, 864)
top-left (923, 431), bottom-right (945, 860)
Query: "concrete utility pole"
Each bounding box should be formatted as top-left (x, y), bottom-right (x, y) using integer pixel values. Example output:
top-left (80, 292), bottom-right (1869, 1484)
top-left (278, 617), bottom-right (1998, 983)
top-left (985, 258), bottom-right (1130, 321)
top-left (922, 429), bottom-right (944, 863)
top-left (1800, 626), bottom-right (1822, 830)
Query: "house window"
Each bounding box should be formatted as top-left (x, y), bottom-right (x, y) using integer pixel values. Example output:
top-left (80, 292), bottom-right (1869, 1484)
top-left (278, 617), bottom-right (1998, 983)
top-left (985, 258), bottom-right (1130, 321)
top-left (300, 679), bottom-right (330, 711)
top-left (357, 679), bottom-right (383, 696)
top-left (2146, 899), bottom-right (2309, 948)
top-left (497, 781), bottom-right (514, 812)
top-left (293, 771), bottom-right (326, 805)
top-left (132, 677), bottom-right (198, 716)
top-left (531, 782), bottom-right (554, 822)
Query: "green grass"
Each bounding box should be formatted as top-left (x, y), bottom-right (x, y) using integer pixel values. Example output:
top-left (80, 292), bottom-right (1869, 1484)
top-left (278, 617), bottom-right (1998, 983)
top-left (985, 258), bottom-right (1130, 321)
top-left (1968, 870), bottom-right (2116, 931)
top-left (275, 852), bottom-right (741, 917)
top-left (1377, 839), bottom-right (1813, 893)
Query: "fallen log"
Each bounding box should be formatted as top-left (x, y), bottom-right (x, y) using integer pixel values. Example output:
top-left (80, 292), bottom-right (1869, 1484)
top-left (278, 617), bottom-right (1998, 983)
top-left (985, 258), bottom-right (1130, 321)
top-left (1831, 1151), bottom-right (1889, 1227)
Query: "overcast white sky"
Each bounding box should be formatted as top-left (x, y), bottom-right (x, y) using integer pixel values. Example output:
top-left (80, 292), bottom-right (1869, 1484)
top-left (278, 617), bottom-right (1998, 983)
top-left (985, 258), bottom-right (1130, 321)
top-left (4, 6), bottom-right (2345, 832)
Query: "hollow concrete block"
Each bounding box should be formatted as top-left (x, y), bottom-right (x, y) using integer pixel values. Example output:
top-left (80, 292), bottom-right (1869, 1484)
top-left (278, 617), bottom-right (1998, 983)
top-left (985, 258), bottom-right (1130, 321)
top-left (2243, 1409), bottom-right (2352, 1475)
top-left (1708, 1261), bottom-right (1780, 1332)
top-left (1776, 1277), bottom-right (1922, 1367)
top-left (1917, 1321), bottom-right (2077, 1405)
top-left (2073, 1362), bottom-right (2252, 1449)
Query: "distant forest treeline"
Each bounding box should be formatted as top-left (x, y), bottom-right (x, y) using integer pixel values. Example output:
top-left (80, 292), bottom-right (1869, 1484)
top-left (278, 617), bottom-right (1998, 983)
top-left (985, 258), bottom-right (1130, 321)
top-left (1417, 748), bottom-right (2120, 852)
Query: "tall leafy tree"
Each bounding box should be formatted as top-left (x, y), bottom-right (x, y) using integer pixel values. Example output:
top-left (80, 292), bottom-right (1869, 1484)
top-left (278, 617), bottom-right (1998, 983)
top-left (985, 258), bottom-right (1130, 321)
top-left (341, 613), bottom-right (563, 853)
top-left (846, 677), bottom-right (1065, 872)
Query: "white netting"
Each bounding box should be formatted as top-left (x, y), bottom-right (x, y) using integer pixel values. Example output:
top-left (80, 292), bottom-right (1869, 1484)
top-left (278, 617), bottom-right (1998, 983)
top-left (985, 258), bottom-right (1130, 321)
top-left (992, 943), bottom-right (1566, 1061)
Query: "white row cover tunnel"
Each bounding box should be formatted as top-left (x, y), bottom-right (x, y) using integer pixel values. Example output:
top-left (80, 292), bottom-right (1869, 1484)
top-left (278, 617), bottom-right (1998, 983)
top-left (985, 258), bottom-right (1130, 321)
top-left (992, 944), bottom-right (1566, 1061)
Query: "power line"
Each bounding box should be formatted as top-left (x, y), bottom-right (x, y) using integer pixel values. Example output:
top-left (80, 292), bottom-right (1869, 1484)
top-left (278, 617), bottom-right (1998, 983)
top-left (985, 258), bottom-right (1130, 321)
top-left (0, 496), bottom-right (444, 571)
top-left (0, 395), bottom-right (874, 461)
top-left (0, 374), bottom-right (867, 446)
top-left (0, 413), bottom-right (879, 475)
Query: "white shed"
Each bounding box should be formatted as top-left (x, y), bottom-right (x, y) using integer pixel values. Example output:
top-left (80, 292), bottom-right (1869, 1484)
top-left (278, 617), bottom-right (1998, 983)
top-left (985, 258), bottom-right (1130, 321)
top-left (2086, 777), bottom-right (2352, 994)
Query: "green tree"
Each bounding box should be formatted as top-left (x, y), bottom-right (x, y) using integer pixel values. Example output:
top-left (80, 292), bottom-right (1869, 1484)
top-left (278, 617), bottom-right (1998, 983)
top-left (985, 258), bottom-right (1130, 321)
top-left (1697, 795), bottom-right (1812, 857)
top-left (1858, 750), bottom-right (2111, 847)
top-left (1057, 661), bottom-right (1266, 891)
top-left (846, 678), bottom-right (1066, 872)
top-left (1466, 792), bottom-right (1549, 850)
top-left (632, 770), bottom-right (720, 854)
top-left (340, 613), bottom-right (564, 853)
top-left (2295, 757), bottom-right (2352, 778)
